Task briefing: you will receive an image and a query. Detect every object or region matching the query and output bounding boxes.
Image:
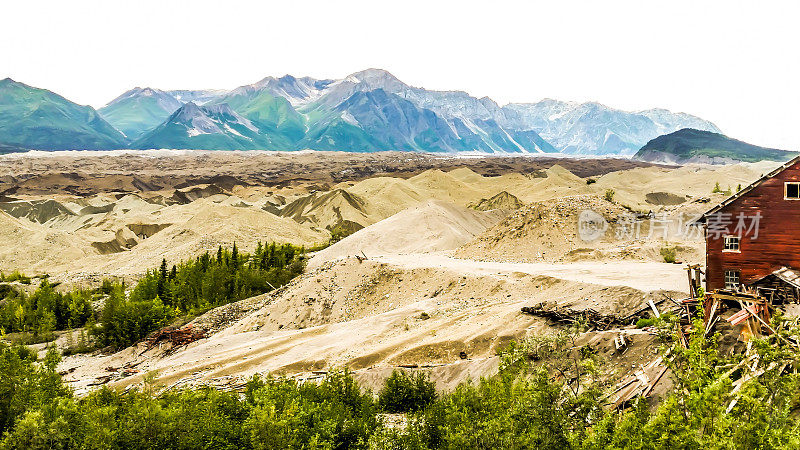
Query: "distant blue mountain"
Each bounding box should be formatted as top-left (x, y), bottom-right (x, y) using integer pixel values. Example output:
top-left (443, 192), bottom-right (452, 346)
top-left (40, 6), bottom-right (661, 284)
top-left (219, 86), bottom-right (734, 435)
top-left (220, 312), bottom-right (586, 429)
top-left (0, 78), bottom-right (125, 150)
top-left (2, 70), bottom-right (724, 155)
top-left (634, 128), bottom-right (796, 163)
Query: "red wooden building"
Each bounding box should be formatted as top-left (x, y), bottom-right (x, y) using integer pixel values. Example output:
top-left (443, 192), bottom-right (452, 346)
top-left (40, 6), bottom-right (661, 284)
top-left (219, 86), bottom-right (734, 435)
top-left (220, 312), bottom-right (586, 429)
top-left (694, 156), bottom-right (800, 300)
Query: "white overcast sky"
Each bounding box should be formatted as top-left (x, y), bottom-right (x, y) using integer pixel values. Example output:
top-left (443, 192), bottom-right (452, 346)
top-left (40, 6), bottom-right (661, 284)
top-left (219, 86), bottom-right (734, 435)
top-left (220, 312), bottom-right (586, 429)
top-left (2, 0), bottom-right (798, 150)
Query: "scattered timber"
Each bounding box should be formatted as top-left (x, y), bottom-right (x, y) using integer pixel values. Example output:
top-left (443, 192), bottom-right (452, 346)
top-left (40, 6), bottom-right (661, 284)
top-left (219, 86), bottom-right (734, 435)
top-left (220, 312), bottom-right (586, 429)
top-left (520, 304), bottom-right (629, 330)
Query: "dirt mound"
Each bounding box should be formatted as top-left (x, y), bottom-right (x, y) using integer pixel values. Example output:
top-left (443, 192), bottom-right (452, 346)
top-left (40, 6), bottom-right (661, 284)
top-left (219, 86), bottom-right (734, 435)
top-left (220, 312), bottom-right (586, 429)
top-left (309, 200), bottom-right (505, 269)
top-left (469, 191), bottom-right (524, 211)
top-left (90, 228), bottom-right (139, 254)
top-left (457, 194), bottom-right (708, 264)
top-left (456, 195), bottom-right (633, 263)
top-left (87, 201), bottom-right (327, 275)
top-left (0, 199), bottom-right (75, 223)
top-left (170, 184), bottom-right (227, 204)
top-left (280, 189), bottom-right (369, 229)
top-left (126, 223), bottom-right (172, 239)
top-left (645, 192), bottom-right (687, 206)
top-left (174, 174), bottom-right (247, 192)
top-left (78, 203), bottom-right (115, 215)
top-left (545, 164), bottom-right (584, 183)
top-left (345, 177), bottom-right (425, 219)
top-left (0, 210), bottom-right (92, 273)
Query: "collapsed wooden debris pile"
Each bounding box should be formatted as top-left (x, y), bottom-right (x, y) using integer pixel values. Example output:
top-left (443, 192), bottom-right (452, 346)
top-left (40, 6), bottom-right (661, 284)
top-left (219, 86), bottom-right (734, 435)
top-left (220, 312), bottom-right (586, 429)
top-left (609, 356), bottom-right (669, 409)
top-left (520, 265), bottom-right (800, 409)
top-left (521, 304), bottom-right (634, 330)
top-left (159, 372), bottom-right (249, 394)
top-left (86, 360), bottom-right (145, 387)
top-left (612, 265), bottom-right (800, 409)
top-left (144, 324), bottom-right (206, 354)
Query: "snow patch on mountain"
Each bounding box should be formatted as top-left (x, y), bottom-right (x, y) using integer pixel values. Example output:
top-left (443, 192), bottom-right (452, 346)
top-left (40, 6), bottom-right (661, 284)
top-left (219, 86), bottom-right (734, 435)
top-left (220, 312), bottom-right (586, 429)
top-left (502, 99), bottom-right (721, 155)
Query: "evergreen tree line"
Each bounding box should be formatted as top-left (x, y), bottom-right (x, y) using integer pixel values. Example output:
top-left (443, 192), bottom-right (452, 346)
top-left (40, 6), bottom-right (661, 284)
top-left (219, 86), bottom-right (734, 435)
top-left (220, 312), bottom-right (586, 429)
top-left (2, 314), bottom-right (800, 449)
top-left (94, 242), bottom-right (306, 349)
top-left (0, 282), bottom-right (93, 338)
top-left (0, 242), bottom-right (307, 350)
top-left (129, 241), bottom-right (302, 313)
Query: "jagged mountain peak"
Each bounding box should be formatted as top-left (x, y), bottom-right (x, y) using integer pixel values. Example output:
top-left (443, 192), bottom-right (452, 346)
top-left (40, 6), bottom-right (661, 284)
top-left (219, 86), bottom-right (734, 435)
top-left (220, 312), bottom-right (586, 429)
top-left (166, 89), bottom-right (227, 105)
top-left (201, 103), bottom-right (239, 117)
top-left (0, 78), bottom-right (40, 93)
top-left (228, 74), bottom-right (335, 107)
top-left (98, 87), bottom-right (186, 140)
top-left (345, 68), bottom-right (402, 84)
top-left (132, 99), bottom-right (272, 151)
top-left (166, 102), bottom-right (258, 134)
top-left (104, 86), bottom-right (177, 107)
top-left (173, 101), bottom-right (202, 117)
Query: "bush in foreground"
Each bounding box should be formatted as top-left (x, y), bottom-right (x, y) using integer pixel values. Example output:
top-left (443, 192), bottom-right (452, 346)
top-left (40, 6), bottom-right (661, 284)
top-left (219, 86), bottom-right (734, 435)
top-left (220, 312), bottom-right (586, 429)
top-left (4, 316), bottom-right (800, 448)
top-left (378, 370), bottom-right (436, 413)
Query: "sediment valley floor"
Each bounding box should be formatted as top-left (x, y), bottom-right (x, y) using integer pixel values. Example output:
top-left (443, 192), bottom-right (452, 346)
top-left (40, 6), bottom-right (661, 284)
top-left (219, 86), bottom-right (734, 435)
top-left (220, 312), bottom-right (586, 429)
top-left (0, 150), bottom-right (781, 393)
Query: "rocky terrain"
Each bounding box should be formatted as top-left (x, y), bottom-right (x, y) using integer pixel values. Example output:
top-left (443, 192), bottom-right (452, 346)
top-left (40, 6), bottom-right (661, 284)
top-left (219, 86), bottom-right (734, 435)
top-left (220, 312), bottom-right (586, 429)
top-left (0, 151), bottom-right (782, 394)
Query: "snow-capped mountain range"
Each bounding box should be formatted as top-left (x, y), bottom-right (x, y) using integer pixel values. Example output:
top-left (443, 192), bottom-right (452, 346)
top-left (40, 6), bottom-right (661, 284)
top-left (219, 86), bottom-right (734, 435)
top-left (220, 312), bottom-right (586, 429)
top-left (0, 70), bottom-right (721, 155)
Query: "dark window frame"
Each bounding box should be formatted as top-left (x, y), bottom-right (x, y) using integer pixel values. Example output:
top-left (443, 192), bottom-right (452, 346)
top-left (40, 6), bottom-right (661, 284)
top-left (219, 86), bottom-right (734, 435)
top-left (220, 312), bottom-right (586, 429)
top-left (785, 182), bottom-right (800, 200)
top-left (723, 235), bottom-right (741, 252)
top-left (724, 270), bottom-right (740, 290)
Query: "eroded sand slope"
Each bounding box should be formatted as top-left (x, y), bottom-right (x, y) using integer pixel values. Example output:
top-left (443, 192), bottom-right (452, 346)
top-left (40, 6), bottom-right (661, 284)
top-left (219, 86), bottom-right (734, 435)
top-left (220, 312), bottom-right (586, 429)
top-left (0, 152), bottom-right (781, 392)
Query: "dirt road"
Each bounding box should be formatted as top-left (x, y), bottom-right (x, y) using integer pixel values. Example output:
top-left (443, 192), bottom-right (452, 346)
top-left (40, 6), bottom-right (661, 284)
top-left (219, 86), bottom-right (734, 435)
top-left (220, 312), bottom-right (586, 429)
top-left (373, 253), bottom-right (689, 293)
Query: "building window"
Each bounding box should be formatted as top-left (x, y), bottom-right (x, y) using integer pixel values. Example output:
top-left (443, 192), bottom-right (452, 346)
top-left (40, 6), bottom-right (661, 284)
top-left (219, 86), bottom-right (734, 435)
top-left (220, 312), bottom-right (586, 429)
top-left (785, 182), bottom-right (800, 199)
top-left (723, 235), bottom-right (740, 252)
top-left (724, 270), bottom-right (740, 290)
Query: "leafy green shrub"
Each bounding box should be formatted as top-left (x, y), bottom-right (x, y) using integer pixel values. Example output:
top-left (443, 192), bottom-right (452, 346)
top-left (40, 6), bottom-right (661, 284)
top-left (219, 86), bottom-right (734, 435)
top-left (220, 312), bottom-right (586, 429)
top-left (378, 370), bottom-right (437, 413)
top-left (586, 178), bottom-right (597, 185)
top-left (4, 320), bottom-right (800, 448)
top-left (0, 270), bottom-right (30, 284)
top-left (636, 317), bottom-right (656, 328)
top-left (660, 246), bottom-right (677, 263)
top-left (0, 343), bottom-right (66, 437)
top-left (604, 189), bottom-right (615, 202)
top-left (61, 328), bottom-right (96, 356)
top-left (245, 370), bottom-right (378, 448)
top-left (328, 222), bottom-right (361, 244)
top-left (0, 281), bottom-right (93, 336)
top-left (91, 285), bottom-right (174, 350)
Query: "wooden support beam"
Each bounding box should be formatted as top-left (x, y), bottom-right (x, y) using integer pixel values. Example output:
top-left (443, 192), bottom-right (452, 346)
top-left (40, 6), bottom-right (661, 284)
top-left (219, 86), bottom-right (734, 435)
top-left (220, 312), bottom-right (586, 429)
top-left (648, 299), bottom-right (661, 318)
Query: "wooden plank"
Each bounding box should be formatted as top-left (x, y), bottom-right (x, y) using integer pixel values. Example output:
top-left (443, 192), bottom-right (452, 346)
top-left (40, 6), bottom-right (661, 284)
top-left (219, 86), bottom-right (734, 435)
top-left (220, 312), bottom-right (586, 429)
top-left (643, 366), bottom-right (669, 397)
top-left (710, 293), bottom-right (765, 303)
top-left (728, 309), bottom-right (751, 326)
top-left (648, 299), bottom-right (661, 318)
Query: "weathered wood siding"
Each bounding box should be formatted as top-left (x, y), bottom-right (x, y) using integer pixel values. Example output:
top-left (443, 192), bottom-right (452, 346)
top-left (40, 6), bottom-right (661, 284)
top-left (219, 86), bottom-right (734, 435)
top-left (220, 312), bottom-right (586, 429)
top-left (707, 161), bottom-right (800, 290)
